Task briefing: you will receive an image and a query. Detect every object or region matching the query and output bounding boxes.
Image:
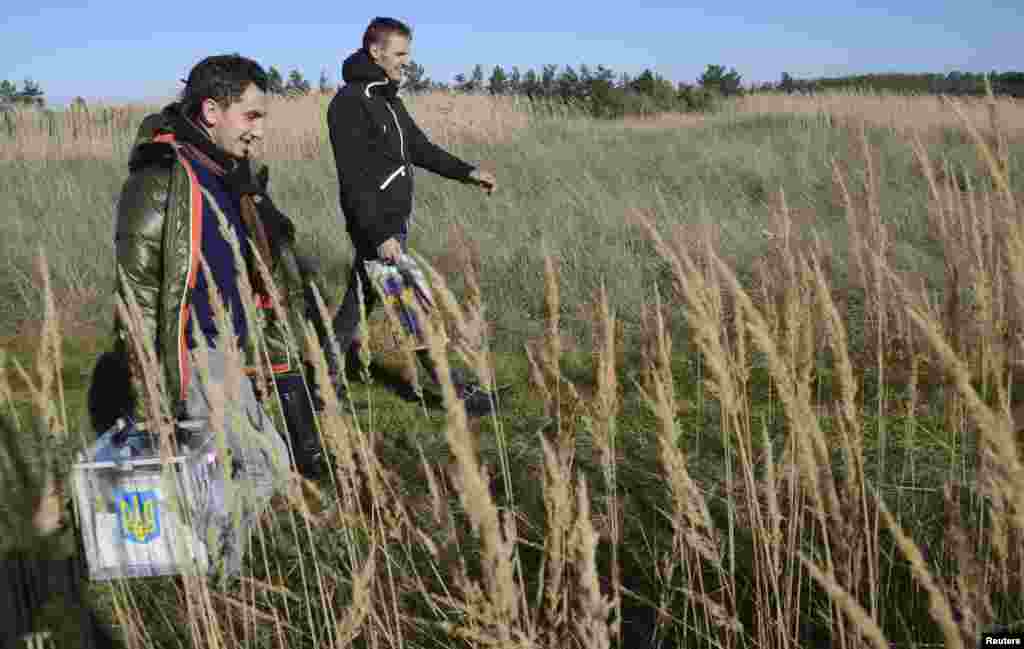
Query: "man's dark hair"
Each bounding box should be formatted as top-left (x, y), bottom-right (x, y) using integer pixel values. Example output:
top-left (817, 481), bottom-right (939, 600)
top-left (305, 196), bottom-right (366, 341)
top-left (180, 54), bottom-right (268, 120)
top-left (362, 17), bottom-right (412, 51)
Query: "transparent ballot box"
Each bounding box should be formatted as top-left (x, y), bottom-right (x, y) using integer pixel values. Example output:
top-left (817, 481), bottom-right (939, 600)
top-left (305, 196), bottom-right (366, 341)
top-left (71, 419), bottom-right (213, 581)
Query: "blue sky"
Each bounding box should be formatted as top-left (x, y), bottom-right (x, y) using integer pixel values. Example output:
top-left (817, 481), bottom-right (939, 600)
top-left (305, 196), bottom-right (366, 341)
top-left (3, 0), bottom-right (1020, 106)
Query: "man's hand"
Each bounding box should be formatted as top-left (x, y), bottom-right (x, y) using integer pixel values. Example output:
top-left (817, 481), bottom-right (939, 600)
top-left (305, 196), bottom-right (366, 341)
top-left (377, 237), bottom-right (402, 264)
top-left (469, 168), bottom-right (497, 195)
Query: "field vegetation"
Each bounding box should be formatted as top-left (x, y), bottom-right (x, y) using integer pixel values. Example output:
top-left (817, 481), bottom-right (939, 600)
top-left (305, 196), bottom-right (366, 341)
top-left (2, 86), bottom-right (1024, 648)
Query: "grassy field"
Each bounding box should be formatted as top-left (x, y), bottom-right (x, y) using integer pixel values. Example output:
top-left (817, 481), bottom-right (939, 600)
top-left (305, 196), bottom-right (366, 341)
top-left (2, 89), bottom-right (1024, 648)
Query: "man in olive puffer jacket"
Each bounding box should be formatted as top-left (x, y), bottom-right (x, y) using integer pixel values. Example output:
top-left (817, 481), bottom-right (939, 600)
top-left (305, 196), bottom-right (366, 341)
top-left (104, 54), bottom-right (326, 576)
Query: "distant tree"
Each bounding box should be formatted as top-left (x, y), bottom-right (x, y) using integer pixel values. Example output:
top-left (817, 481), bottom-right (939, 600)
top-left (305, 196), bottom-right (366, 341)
top-left (521, 69), bottom-right (540, 99)
top-left (699, 64), bottom-right (743, 97)
top-left (72, 96), bottom-right (88, 109)
top-left (402, 61), bottom-right (432, 93)
top-left (779, 72), bottom-right (795, 93)
top-left (630, 69), bottom-right (658, 96)
top-left (267, 66), bottom-right (285, 95)
top-left (541, 64), bottom-right (558, 96)
top-left (993, 71), bottom-right (1024, 97)
top-left (11, 78), bottom-right (45, 107)
top-left (488, 65), bottom-right (508, 95)
top-left (593, 65), bottom-right (614, 84)
top-left (628, 69), bottom-right (677, 111)
top-left (455, 66), bottom-right (485, 93)
top-left (586, 65), bottom-right (618, 116)
top-left (578, 64), bottom-right (593, 99)
top-left (556, 65), bottom-right (580, 101)
top-left (319, 68), bottom-right (331, 94)
top-left (285, 68), bottom-right (311, 96)
top-left (469, 64), bottom-right (484, 92)
top-left (508, 66), bottom-right (522, 95)
top-left (0, 80), bottom-right (16, 102)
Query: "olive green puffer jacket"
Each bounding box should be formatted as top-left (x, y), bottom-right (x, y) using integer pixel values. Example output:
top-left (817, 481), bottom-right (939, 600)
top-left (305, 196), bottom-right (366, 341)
top-left (109, 105), bottom-right (328, 422)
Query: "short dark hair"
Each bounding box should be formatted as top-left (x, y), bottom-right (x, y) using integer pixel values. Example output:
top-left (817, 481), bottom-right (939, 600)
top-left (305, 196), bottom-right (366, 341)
top-left (179, 54), bottom-right (268, 121)
top-left (362, 17), bottom-right (412, 51)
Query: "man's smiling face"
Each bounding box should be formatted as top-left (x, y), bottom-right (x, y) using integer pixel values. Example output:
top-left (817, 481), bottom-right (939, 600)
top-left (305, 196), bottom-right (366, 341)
top-left (200, 82), bottom-right (267, 160)
top-left (371, 33), bottom-right (411, 84)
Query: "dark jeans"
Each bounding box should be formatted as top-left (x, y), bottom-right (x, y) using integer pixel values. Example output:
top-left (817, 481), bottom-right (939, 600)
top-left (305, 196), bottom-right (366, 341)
top-left (331, 225), bottom-right (465, 388)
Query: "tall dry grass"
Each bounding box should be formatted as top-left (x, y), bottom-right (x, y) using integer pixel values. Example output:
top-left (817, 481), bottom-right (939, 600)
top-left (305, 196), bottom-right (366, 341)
top-left (0, 91), bottom-right (532, 163)
top-left (4, 88), bottom-right (1022, 164)
top-left (6, 85), bottom-right (1024, 648)
top-left (737, 88), bottom-right (1024, 139)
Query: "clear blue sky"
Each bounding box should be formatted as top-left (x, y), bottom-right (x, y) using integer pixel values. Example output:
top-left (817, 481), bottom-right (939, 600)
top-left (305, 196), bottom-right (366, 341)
top-left (3, 0), bottom-right (1020, 106)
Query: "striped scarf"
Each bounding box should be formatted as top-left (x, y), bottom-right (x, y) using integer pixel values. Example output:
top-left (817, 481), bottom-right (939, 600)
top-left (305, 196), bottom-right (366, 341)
top-left (177, 137), bottom-right (275, 297)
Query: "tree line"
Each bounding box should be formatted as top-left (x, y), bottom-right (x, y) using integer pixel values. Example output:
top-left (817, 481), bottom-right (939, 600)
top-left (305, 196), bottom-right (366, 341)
top-left (407, 62), bottom-right (746, 117)
top-left (0, 79), bottom-right (45, 108)
top-left (765, 70), bottom-right (1024, 97)
top-left (407, 63), bottom-right (1024, 117)
top-left (3, 64), bottom-right (1021, 115)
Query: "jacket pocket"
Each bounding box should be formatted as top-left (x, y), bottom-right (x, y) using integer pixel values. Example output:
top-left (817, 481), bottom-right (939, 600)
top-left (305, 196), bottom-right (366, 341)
top-left (379, 165), bottom-right (407, 190)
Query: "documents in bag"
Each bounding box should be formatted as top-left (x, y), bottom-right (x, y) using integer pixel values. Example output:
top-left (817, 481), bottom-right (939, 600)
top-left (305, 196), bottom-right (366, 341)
top-left (364, 252), bottom-right (448, 353)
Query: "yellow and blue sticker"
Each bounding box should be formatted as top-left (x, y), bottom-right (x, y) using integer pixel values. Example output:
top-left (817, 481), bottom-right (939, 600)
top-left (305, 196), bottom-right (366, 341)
top-left (115, 490), bottom-right (161, 544)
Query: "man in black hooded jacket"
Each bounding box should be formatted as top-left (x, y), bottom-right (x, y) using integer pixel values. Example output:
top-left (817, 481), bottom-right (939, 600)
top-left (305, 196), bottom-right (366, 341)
top-left (328, 16), bottom-right (498, 415)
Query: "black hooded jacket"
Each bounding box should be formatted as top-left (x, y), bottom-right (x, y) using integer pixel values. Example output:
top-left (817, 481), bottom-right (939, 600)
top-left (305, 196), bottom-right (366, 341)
top-left (327, 49), bottom-right (476, 254)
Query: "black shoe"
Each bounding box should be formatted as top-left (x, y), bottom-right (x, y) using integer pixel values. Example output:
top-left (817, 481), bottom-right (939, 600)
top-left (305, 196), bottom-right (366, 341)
top-left (456, 382), bottom-right (496, 417)
top-left (296, 447), bottom-right (326, 480)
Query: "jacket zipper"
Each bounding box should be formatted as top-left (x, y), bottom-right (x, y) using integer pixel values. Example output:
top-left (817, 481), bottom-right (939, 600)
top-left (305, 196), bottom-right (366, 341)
top-left (384, 100), bottom-right (415, 194)
top-left (380, 165), bottom-right (407, 190)
top-left (385, 102), bottom-right (406, 162)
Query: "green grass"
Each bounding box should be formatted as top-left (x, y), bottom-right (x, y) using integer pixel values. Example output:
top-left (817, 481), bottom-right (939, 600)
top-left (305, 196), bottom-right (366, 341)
top-left (4, 110), bottom-right (1019, 350)
top-left (0, 325), bottom-right (984, 647)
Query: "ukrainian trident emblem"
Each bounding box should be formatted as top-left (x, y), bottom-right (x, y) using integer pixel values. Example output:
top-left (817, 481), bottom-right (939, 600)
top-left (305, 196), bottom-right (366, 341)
top-left (116, 490), bottom-right (161, 544)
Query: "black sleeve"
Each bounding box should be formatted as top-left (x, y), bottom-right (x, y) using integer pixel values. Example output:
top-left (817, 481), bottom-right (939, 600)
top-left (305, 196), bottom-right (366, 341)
top-left (402, 105), bottom-right (476, 181)
top-left (327, 95), bottom-right (395, 249)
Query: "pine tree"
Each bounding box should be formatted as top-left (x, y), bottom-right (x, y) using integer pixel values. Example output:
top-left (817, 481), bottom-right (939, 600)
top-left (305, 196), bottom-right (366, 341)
top-left (285, 69), bottom-right (311, 96)
top-left (17, 78), bottom-right (44, 107)
top-left (522, 69), bottom-right (540, 98)
top-left (699, 64), bottom-right (743, 96)
top-left (557, 65), bottom-right (580, 101)
top-left (0, 80), bottom-right (16, 100)
top-left (509, 66), bottom-right (522, 95)
top-left (403, 61), bottom-right (432, 93)
top-left (488, 65), bottom-right (508, 95)
top-left (469, 64), bottom-right (484, 92)
top-left (267, 66), bottom-right (285, 95)
top-left (541, 64), bottom-right (558, 96)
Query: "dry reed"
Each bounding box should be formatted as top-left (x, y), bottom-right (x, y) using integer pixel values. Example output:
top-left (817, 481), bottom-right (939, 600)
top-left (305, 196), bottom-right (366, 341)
top-left (738, 90), bottom-right (1024, 140)
top-left (7, 77), bottom-right (1024, 649)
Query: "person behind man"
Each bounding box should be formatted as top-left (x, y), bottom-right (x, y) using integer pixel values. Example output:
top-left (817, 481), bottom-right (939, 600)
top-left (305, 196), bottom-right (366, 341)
top-left (110, 54), bottom-right (321, 576)
top-left (328, 16), bottom-right (499, 416)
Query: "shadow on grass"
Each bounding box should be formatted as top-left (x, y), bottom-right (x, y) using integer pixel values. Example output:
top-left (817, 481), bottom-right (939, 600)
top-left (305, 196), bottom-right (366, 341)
top-left (348, 358), bottom-right (446, 411)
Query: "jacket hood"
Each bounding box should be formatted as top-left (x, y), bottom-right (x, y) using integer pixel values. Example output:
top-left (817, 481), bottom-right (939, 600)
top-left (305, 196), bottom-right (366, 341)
top-left (341, 49), bottom-right (399, 97)
top-left (128, 102), bottom-right (242, 176)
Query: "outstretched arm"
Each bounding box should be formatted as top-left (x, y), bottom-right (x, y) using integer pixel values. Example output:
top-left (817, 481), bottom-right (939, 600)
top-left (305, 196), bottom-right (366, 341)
top-left (405, 116), bottom-right (497, 194)
top-left (403, 112), bottom-right (476, 181)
